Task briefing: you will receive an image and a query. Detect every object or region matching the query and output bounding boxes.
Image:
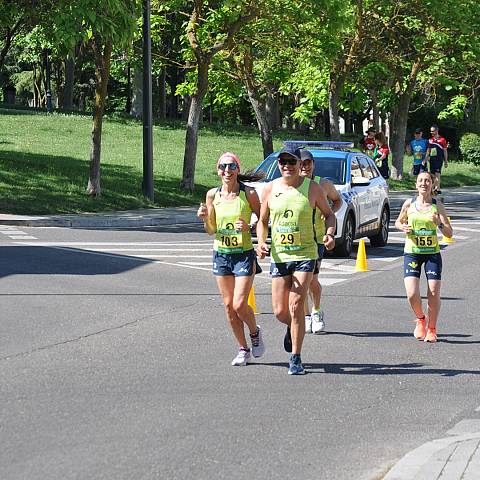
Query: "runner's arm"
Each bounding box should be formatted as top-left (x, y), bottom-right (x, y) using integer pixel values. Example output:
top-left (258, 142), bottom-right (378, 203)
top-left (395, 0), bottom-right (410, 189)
top-left (322, 179), bottom-right (343, 213)
top-left (436, 200), bottom-right (453, 238)
top-left (197, 188), bottom-right (217, 235)
top-left (313, 183), bottom-right (336, 250)
top-left (255, 183), bottom-right (272, 258)
top-left (395, 200), bottom-right (411, 233)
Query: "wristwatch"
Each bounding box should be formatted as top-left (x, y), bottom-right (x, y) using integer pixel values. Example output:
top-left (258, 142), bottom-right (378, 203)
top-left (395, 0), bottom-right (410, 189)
top-left (438, 223), bottom-right (444, 230)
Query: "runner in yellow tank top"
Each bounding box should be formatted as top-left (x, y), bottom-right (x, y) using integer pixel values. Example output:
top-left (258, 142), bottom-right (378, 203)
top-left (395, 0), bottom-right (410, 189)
top-left (256, 145), bottom-right (336, 375)
top-left (395, 172), bottom-right (452, 343)
top-left (197, 152), bottom-right (265, 366)
top-left (300, 149), bottom-right (343, 334)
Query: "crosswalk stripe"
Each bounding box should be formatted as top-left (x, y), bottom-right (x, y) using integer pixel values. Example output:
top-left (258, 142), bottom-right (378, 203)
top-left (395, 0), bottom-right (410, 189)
top-left (449, 227), bottom-right (480, 233)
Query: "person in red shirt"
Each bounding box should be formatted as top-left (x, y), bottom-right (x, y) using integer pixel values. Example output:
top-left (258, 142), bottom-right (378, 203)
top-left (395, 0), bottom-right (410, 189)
top-left (360, 127), bottom-right (376, 158)
top-left (373, 131), bottom-right (390, 179)
top-left (425, 125), bottom-right (448, 194)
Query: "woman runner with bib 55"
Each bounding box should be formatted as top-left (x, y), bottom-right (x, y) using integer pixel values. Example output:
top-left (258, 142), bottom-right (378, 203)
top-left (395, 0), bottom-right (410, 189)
top-left (197, 152), bottom-right (265, 366)
top-left (395, 172), bottom-right (453, 342)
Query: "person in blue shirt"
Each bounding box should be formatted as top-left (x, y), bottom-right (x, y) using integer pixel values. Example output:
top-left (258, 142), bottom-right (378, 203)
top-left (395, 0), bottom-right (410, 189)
top-left (407, 128), bottom-right (429, 176)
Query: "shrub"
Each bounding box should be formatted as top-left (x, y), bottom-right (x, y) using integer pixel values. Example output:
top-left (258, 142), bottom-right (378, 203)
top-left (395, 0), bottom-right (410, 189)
top-left (460, 133), bottom-right (480, 166)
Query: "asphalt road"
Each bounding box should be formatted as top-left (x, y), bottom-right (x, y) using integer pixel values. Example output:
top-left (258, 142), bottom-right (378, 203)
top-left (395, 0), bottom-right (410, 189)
top-left (1, 200), bottom-right (480, 480)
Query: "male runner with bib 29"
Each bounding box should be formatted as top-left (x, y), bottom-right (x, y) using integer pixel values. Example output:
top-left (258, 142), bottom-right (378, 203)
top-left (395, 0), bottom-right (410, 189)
top-left (256, 145), bottom-right (336, 375)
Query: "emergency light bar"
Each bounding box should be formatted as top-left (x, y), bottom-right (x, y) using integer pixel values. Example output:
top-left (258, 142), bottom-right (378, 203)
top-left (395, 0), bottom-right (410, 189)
top-left (284, 140), bottom-right (354, 150)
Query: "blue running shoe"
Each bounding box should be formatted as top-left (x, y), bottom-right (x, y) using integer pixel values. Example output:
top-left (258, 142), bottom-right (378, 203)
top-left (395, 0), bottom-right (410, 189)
top-left (288, 354), bottom-right (305, 375)
top-left (283, 326), bottom-right (292, 353)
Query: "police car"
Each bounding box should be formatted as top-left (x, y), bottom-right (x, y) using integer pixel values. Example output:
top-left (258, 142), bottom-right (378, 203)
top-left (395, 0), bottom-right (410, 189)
top-left (249, 141), bottom-right (390, 257)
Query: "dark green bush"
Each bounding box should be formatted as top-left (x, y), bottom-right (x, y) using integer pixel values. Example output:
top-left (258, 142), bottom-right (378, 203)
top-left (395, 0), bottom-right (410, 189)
top-left (460, 133), bottom-right (480, 166)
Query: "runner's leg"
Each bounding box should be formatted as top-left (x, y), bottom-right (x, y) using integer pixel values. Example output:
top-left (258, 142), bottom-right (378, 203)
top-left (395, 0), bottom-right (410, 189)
top-left (216, 276), bottom-right (248, 348)
top-left (233, 274), bottom-right (257, 335)
top-left (404, 277), bottom-right (425, 319)
top-left (309, 273), bottom-right (321, 309)
top-left (290, 271), bottom-right (313, 354)
top-left (426, 280), bottom-right (441, 329)
top-left (272, 275), bottom-right (292, 326)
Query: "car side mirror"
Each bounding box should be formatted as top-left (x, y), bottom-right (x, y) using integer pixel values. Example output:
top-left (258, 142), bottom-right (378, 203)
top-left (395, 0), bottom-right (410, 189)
top-left (351, 176), bottom-right (370, 186)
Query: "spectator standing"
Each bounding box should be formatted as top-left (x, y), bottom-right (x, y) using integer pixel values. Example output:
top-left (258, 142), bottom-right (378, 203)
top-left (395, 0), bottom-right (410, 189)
top-left (360, 127), bottom-right (376, 158)
top-left (425, 125), bottom-right (448, 194)
top-left (407, 128), bottom-right (429, 176)
top-left (373, 132), bottom-right (390, 179)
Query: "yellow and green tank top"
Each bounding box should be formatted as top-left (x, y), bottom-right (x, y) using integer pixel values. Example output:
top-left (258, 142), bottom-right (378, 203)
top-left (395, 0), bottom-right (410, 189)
top-left (213, 183), bottom-right (253, 254)
top-left (270, 178), bottom-right (317, 262)
top-left (313, 175), bottom-right (325, 244)
top-left (404, 198), bottom-right (440, 254)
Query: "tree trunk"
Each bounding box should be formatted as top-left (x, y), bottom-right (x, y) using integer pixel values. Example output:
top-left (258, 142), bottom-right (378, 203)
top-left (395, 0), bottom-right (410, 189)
top-left (248, 90), bottom-right (273, 159)
top-left (87, 38), bottom-right (113, 197)
top-left (328, 74), bottom-right (344, 140)
top-left (371, 91), bottom-right (380, 132)
top-left (63, 55), bottom-right (75, 110)
top-left (390, 60), bottom-right (422, 179)
top-left (125, 61), bottom-right (132, 114)
top-left (181, 61), bottom-right (208, 192)
top-left (158, 66), bottom-right (166, 120)
top-left (266, 90), bottom-right (278, 130)
top-left (390, 92), bottom-right (411, 179)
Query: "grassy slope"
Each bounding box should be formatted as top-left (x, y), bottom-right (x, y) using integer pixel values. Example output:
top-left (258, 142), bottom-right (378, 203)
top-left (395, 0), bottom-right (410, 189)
top-left (1, 109), bottom-right (479, 214)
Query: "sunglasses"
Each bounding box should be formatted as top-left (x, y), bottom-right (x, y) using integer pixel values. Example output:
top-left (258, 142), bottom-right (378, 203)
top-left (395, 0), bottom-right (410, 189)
top-left (218, 162), bottom-right (238, 171)
top-left (278, 158), bottom-right (298, 166)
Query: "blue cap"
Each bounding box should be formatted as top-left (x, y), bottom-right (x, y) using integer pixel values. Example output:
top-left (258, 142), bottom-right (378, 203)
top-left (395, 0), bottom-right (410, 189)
top-left (279, 144), bottom-right (302, 161)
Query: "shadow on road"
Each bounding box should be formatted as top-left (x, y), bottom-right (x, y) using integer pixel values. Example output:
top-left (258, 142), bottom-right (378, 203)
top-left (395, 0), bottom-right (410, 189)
top-left (0, 245), bottom-right (154, 278)
top-left (253, 361), bottom-right (480, 376)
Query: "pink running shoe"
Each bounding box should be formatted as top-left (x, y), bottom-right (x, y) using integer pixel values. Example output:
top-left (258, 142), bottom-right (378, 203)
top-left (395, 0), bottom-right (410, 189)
top-left (424, 327), bottom-right (437, 343)
top-left (413, 317), bottom-right (427, 340)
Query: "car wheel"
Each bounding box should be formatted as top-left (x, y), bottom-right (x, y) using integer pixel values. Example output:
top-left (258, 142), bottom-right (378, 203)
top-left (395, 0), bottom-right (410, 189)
top-left (334, 213), bottom-right (354, 257)
top-left (369, 207), bottom-right (389, 247)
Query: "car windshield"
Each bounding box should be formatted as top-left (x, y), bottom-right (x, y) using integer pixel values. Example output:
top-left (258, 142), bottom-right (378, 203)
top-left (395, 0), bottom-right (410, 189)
top-left (254, 152), bottom-right (347, 185)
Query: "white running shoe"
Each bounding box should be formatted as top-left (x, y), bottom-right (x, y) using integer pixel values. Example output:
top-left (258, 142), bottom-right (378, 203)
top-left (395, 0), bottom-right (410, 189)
top-left (311, 310), bottom-right (325, 334)
top-left (305, 315), bottom-right (312, 334)
top-left (231, 348), bottom-right (251, 366)
top-left (250, 326), bottom-right (265, 358)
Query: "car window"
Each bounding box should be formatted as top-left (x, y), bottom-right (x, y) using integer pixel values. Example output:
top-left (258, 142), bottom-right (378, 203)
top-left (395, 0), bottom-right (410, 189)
top-left (366, 158), bottom-right (380, 178)
top-left (358, 156), bottom-right (376, 179)
top-left (350, 158), bottom-right (363, 179)
top-left (313, 156), bottom-right (346, 185)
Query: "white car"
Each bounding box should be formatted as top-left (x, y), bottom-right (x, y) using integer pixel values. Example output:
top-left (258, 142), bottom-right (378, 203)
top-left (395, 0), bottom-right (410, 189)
top-left (248, 141), bottom-right (390, 257)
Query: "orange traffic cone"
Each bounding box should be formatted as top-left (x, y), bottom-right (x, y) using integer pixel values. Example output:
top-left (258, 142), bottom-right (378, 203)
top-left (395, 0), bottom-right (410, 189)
top-left (355, 239), bottom-right (369, 272)
top-left (248, 286), bottom-right (258, 314)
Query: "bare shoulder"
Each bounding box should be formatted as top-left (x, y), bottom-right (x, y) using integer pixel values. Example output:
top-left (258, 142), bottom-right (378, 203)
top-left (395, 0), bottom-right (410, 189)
top-left (206, 188), bottom-right (217, 201)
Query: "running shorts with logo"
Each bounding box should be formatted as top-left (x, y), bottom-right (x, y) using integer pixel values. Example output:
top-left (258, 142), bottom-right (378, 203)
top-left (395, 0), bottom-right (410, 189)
top-left (269, 177), bottom-right (317, 277)
top-left (403, 197), bottom-right (442, 280)
top-left (213, 249), bottom-right (262, 276)
top-left (404, 252), bottom-right (442, 280)
top-left (212, 183), bottom-right (261, 276)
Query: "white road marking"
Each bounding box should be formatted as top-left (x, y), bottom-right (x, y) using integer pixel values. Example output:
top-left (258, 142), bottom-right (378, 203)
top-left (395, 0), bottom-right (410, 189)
top-left (450, 226), bottom-right (480, 233)
top-left (8, 235), bottom-right (37, 240)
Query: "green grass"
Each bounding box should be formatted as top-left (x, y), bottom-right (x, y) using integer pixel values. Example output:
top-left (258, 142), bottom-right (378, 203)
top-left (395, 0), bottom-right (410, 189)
top-left (1, 108), bottom-right (479, 214)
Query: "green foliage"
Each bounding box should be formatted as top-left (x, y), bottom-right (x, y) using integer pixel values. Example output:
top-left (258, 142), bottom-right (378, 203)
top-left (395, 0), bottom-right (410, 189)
top-left (438, 94), bottom-right (468, 120)
top-left (460, 133), bottom-right (480, 166)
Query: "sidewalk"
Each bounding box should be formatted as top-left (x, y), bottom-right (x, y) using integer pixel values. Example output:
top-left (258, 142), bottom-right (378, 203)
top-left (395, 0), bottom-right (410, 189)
top-left (1, 186), bottom-right (479, 229)
top-left (383, 415), bottom-right (480, 479)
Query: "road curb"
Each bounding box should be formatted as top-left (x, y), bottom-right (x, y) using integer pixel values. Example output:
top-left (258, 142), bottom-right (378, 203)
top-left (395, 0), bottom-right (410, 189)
top-left (383, 431), bottom-right (480, 479)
